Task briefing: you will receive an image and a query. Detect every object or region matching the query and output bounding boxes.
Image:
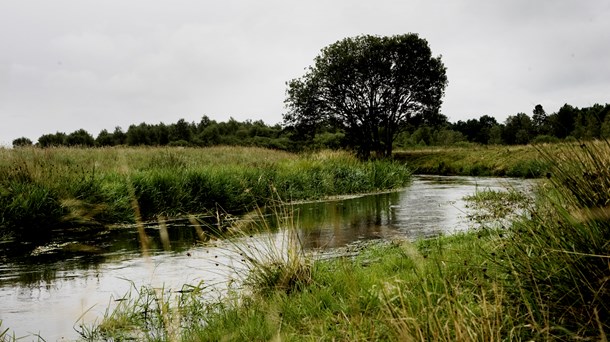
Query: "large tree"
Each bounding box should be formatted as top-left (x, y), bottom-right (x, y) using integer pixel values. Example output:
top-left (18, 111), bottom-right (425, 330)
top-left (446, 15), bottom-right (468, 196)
top-left (284, 33), bottom-right (447, 158)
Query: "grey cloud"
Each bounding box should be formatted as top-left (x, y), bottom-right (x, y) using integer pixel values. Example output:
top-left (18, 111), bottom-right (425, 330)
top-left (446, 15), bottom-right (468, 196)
top-left (1, 0), bottom-right (609, 145)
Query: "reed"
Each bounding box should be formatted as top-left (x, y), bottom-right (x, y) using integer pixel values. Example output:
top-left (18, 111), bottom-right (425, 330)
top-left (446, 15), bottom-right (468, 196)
top-left (0, 147), bottom-right (411, 244)
top-left (494, 140), bottom-right (610, 339)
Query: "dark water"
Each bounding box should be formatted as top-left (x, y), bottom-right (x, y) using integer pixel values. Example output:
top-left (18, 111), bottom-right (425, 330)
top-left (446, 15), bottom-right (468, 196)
top-left (0, 175), bottom-right (531, 340)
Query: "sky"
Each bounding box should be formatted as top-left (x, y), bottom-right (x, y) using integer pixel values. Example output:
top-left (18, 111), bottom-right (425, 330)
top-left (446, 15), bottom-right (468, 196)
top-left (1, 0), bottom-right (609, 146)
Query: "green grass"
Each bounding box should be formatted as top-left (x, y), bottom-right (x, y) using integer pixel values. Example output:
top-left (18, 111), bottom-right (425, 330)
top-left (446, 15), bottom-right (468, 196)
top-left (494, 140), bottom-right (610, 339)
top-left (8, 141), bottom-right (610, 340)
top-left (0, 147), bottom-right (411, 244)
top-left (395, 144), bottom-right (552, 177)
top-left (85, 140), bottom-right (610, 341)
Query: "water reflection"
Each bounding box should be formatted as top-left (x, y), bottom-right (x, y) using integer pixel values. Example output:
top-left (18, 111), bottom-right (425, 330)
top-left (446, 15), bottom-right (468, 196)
top-left (295, 192), bottom-right (400, 249)
top-left (0, 175), bottom-right (532, 340)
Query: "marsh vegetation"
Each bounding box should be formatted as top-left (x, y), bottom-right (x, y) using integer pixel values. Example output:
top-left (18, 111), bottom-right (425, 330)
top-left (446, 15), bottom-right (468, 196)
top-left (78, 141), bottom-right (609, 341)
top-left (2, 141), bottom-right (610, 341)
top-left (0, 146), bottom-right (411, 248)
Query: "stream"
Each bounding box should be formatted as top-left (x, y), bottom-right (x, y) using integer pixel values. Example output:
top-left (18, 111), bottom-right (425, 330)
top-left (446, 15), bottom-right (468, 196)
top-left (0, 175), bottom-right (533, 340)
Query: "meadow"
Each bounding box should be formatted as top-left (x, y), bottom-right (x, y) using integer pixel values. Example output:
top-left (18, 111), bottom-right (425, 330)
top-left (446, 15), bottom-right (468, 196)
top-left (0, 146), bottom-right (411, 244)
top-left (75, 141), bottom-right (610, 341)
top-left (395, 143), bottom-right (552, 177)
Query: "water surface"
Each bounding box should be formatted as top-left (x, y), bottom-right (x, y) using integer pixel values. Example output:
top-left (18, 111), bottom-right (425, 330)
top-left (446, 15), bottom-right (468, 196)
top-left (0, 175), bottom-right (531, 340)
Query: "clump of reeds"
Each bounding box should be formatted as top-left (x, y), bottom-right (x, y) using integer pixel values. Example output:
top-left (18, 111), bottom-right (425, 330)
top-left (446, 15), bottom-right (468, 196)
top-left (496, 140), bottom-right (610, 339)
top-left (229, 204), bottom-right (313, 297)
top-left (464, 187), bottom-right (531, 222)
top-left (79, 281), bottom-right (207, 341)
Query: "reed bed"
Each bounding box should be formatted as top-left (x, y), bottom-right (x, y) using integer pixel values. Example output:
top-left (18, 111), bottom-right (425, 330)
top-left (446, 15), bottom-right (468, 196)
top-left (0, 146), bottom-right (411, 243)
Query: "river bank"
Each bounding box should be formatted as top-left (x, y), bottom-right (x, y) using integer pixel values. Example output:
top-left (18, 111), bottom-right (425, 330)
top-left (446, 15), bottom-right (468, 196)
top-left (0, 146), bottom-right (411, 252)
top-left (394, 144), bottom-right (551, 177)
top-left (87, 141), bottom-right (610, 340)
top-left (2, 142), bottom-right (609, 340)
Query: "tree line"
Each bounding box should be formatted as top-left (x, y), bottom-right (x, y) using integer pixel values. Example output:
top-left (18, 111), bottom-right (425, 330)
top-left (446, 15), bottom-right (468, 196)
top-left (12, 117), bottom-right (292, 150)
top-left (11, 102), bottom-right (610, 150)
top-left (397, 102), bottom-right (610, 147)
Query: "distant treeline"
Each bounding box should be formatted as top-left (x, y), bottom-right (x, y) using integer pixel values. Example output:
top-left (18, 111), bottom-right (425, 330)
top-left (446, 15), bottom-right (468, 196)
top-left (397, 103), bottom-right (610, 147)
top-left (11, 103), bottom-right (610, 150)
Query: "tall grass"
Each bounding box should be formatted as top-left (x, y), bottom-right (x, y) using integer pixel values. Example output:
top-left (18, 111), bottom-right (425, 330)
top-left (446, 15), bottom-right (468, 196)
top-left (395, 144), bottom-right (552, 177)
top-left (0, 147), bottom-right (411, 243)
top-left (189, 233), bottom-right (514, 341)
top-left (80, 140), bottom-right (610, 341)
top-left (83, 198), bottom-right (315, 341)
top-left (494, 141), bottom-right (610, 339)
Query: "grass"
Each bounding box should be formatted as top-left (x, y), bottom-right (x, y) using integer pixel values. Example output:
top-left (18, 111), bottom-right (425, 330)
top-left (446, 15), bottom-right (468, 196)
top-left (493, 140), bottom-right (610, 339)
top-left (395, 144), bottom-right (552, 177)
top-left (85, 140), bottom-right (610, 341)
top-left (7, 141), bottom-right (610, 340)
top-left (0, 146), bottom-right (412, 245)
top-left (87, 230), bottom-right (512, 341)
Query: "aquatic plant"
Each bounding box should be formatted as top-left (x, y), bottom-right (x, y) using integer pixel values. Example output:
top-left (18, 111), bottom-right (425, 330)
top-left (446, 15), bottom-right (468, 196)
top-left (79, 281), bottom-right (208, 341)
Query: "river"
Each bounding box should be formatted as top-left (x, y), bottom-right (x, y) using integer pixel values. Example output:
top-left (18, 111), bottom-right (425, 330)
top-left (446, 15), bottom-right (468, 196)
top-left (0, 175), bottom-right (532, 340)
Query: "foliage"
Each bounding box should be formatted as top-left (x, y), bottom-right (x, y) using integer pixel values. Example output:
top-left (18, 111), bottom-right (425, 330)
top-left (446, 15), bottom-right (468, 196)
top-left (19, 101), bottom-right (610, 153)
top-left (284, 33), bottom-right (448, 158)
top-left (11, 137), bottom-right (32, 148)
top-left (66, 129), bottom-right (95, 147)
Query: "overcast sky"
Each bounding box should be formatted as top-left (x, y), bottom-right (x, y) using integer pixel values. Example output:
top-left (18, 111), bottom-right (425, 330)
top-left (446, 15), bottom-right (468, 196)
top-left (1, 0), bottom-right (609, 146)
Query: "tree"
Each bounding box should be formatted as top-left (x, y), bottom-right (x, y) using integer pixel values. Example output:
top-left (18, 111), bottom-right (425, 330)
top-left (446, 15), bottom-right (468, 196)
top-left (503, 113), bottom-right (533, 145)
top-left (284, 33), bottom-right (448, 158)
top-left (95, 129), bottom-right (114, 146)
top-left (126, 123), bottom-right (152, 146)
top-left (12, 137), bottom-right (33, 148)
top-left (170, 119), bottom-right (193, 143)
top-left (66, 129), bottom-right (95, 147)
top-left (452, 115), bottom-right (498, 144)
top-left (549, 104), bottom-right (577, 139)
top-left (532, 104), bottom-right (549, 135)
top-left (112, 126), bottom-right (126, 145)
top-left (38, 132), bottom-right (67, 147)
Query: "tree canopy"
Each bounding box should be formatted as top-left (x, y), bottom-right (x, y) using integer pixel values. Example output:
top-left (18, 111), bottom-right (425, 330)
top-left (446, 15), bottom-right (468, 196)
top-left (283, 33), bottom-right (448, 158)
